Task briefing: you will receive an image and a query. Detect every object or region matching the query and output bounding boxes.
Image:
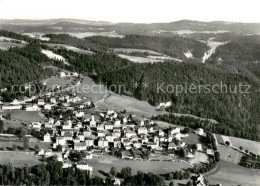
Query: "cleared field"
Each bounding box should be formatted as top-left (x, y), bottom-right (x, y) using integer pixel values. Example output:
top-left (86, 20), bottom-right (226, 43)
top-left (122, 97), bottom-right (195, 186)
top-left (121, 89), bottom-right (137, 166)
top-left (103, 93), bottom-right (166, 117)
top-left (113, 48), bottom-right (163, 55)
top-left (0, 151), bottom-right (41, 167)
top-left (222, 135), bottom-right (260, 155)
top-left (118, 54), bottom-right (163, 63)
top-left (153, 120), bottom-right (184, 129)
top-left (88, 157), bottom-right (192, 177)
top-left (47, 43), bottom-right (94, 55)
top-left (206, 160), bottom-right (260, 186)
top-left (183, 133), bottom-right (200, 145)
top-left (1, 111), bottom-right (45, 122)
top-left (0, 41), bottom-right (25, 50)
top-left (218, 146), bottom-right (243, 164)
top-left (42, 76), bottom-right (73, 88)
top-left (2, 120), bottom-right (25, 129)
top-left (188, 152), bottom-right (208, 165)
top-left (74, 77), bottom-right (106, 103)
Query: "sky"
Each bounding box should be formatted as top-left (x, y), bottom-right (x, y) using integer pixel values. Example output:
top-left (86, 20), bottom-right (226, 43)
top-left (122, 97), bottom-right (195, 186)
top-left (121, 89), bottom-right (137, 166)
top-left (0, 0), bottom-right (259, 23)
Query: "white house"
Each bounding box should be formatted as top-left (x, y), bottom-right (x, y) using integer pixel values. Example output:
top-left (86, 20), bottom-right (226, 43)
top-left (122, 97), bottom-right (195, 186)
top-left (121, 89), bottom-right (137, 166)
top-left (114, 119), bottom-right (121, 127)
top-left (50, 98), bottom-right (56, 104)
top-left (31, 122), bottom-right (42, 130)
top-left (26, 104), bottom-right (41, 111)
top-left (197, 143), bottom-right (203, 151)
top-left (125, 131), bottom-right (136, 138)
top-left (85, 138), bottom-right (94, 147)
top-left (2, 104), bottom-right (22, 110)
top-left (56, 137), bottom-right (66, 146)
top-left (98, 138), bottom-right (109, 148)
top-left (90, 115), bottom-right (96, 127)
top-left (74, 111), bottom-right (84, 118)
top-left (44, 104), bottom-right (52, 110)
top-left (45, 149), bottom-right (53, 157)
top-left (38, 99), bottom-right (45, 106)
top-left (138, 127), bottom-right (148, 135)
top-left (169, 127), bottom-right (181, 135)
top-left (60, 72), bottom-right (66, 77)
top-left (43, 133), bottom-right (51, 142)
top-left (133, 142), bottom-right (142, 149)
top-left (76, 162), bottom-right (93, 174)
top-left (195, 128), bottom-right (204, 136)
top-left (105, 123), bottom-right (114, 130)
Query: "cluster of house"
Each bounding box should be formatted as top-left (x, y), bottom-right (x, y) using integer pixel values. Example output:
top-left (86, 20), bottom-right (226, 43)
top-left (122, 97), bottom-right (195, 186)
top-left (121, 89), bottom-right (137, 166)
top-left (28, 101), bottom-right (212, 176)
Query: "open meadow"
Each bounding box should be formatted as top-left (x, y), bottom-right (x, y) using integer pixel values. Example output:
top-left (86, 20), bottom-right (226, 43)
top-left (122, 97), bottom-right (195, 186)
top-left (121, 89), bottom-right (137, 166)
top-left (221, 135), bottom-right (260, 155)
top-left (1, 111), bottom-right (45, 122)
top-left (87, 157), bottom-right (192, 177)
top-left (206, 160), bottom-right (260, 186)
top-left (217, 146), bottom-right (243, 164)
top-left (0, 151), bottom-right (41, 167)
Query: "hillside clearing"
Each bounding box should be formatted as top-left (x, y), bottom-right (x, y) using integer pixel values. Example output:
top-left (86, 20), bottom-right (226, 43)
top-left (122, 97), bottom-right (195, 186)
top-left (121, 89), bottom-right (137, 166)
top-left (206, 160), bottom-right (260, 186)
top-left (46, 43), bottom-right (95, 55)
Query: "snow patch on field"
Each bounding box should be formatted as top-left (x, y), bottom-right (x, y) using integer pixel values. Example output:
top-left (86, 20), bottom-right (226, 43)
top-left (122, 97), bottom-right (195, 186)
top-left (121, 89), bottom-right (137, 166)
top-left (41, 49), bottom-right (69, 65)
top-left (184, 51), bottom-right (193, 58)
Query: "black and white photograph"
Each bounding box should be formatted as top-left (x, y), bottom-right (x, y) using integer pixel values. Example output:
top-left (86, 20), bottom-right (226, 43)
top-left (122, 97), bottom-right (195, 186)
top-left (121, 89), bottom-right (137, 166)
top-left (0, 0), bottom-right (260, 185)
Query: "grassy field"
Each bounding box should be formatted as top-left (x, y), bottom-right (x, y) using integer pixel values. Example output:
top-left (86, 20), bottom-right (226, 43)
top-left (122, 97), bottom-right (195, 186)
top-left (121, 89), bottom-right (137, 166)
top-left (218, 146), bottom-right (243, 164)
top-left (104, 93), bottom-right (166, 117)
top-left (183, 133), bottom-right (200, 145)
top-left (222, 135), bottom-right (260, 155)
top-left (87, 157), bottom-right (192, 177)
top-left (2, 120), bottom-right (26, 129)
top-left (214, 134), bottom-right (225, 145)
top-left (0, 41), bottom-right (25, 50)
top-left (206, 160), bottom-right (260, 186)
top-left (0, 151), bottom-right (41, 167)
top-left (42, 76), bottom-right (74, 88)
top-left (153, 120), bottom-right (184, 129)
top-left (1, 111), bottom-right (45, 122)
top-left (188, 152), bottom-right (208, 165)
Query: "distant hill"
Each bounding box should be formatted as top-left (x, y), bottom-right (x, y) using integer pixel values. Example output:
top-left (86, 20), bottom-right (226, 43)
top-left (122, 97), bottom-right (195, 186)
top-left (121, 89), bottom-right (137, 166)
top-left (1, 19), bottom-right (260, 36)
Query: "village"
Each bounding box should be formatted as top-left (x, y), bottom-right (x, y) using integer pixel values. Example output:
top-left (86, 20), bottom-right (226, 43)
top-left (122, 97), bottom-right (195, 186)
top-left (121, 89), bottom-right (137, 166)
top-left (0, 71), bottom-right (215, 182)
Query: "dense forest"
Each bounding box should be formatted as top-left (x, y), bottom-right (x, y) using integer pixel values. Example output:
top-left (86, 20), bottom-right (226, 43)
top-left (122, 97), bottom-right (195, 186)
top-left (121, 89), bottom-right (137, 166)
top-left (85, 35), bottom-right (209, 60)
top-left (0, 46), bottom-right (55, 89)
top-left (0, 160), bottom-right (165, 185)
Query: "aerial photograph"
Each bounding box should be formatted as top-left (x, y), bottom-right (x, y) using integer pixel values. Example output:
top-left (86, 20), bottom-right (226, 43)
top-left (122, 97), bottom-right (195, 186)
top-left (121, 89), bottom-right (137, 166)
top-left (0, 0), bottom-right (260, 185)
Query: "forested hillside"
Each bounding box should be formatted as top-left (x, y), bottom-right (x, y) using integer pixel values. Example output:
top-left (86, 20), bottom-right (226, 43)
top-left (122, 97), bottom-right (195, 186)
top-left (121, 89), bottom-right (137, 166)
top-left (85, 35), bottom-right (209, 60)
top-left (208, 35), bottom-right (260, 78)
top-left (45, 34), bottom-right (209, 60)
top-left (53, 48), bottom-right (260, 141)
